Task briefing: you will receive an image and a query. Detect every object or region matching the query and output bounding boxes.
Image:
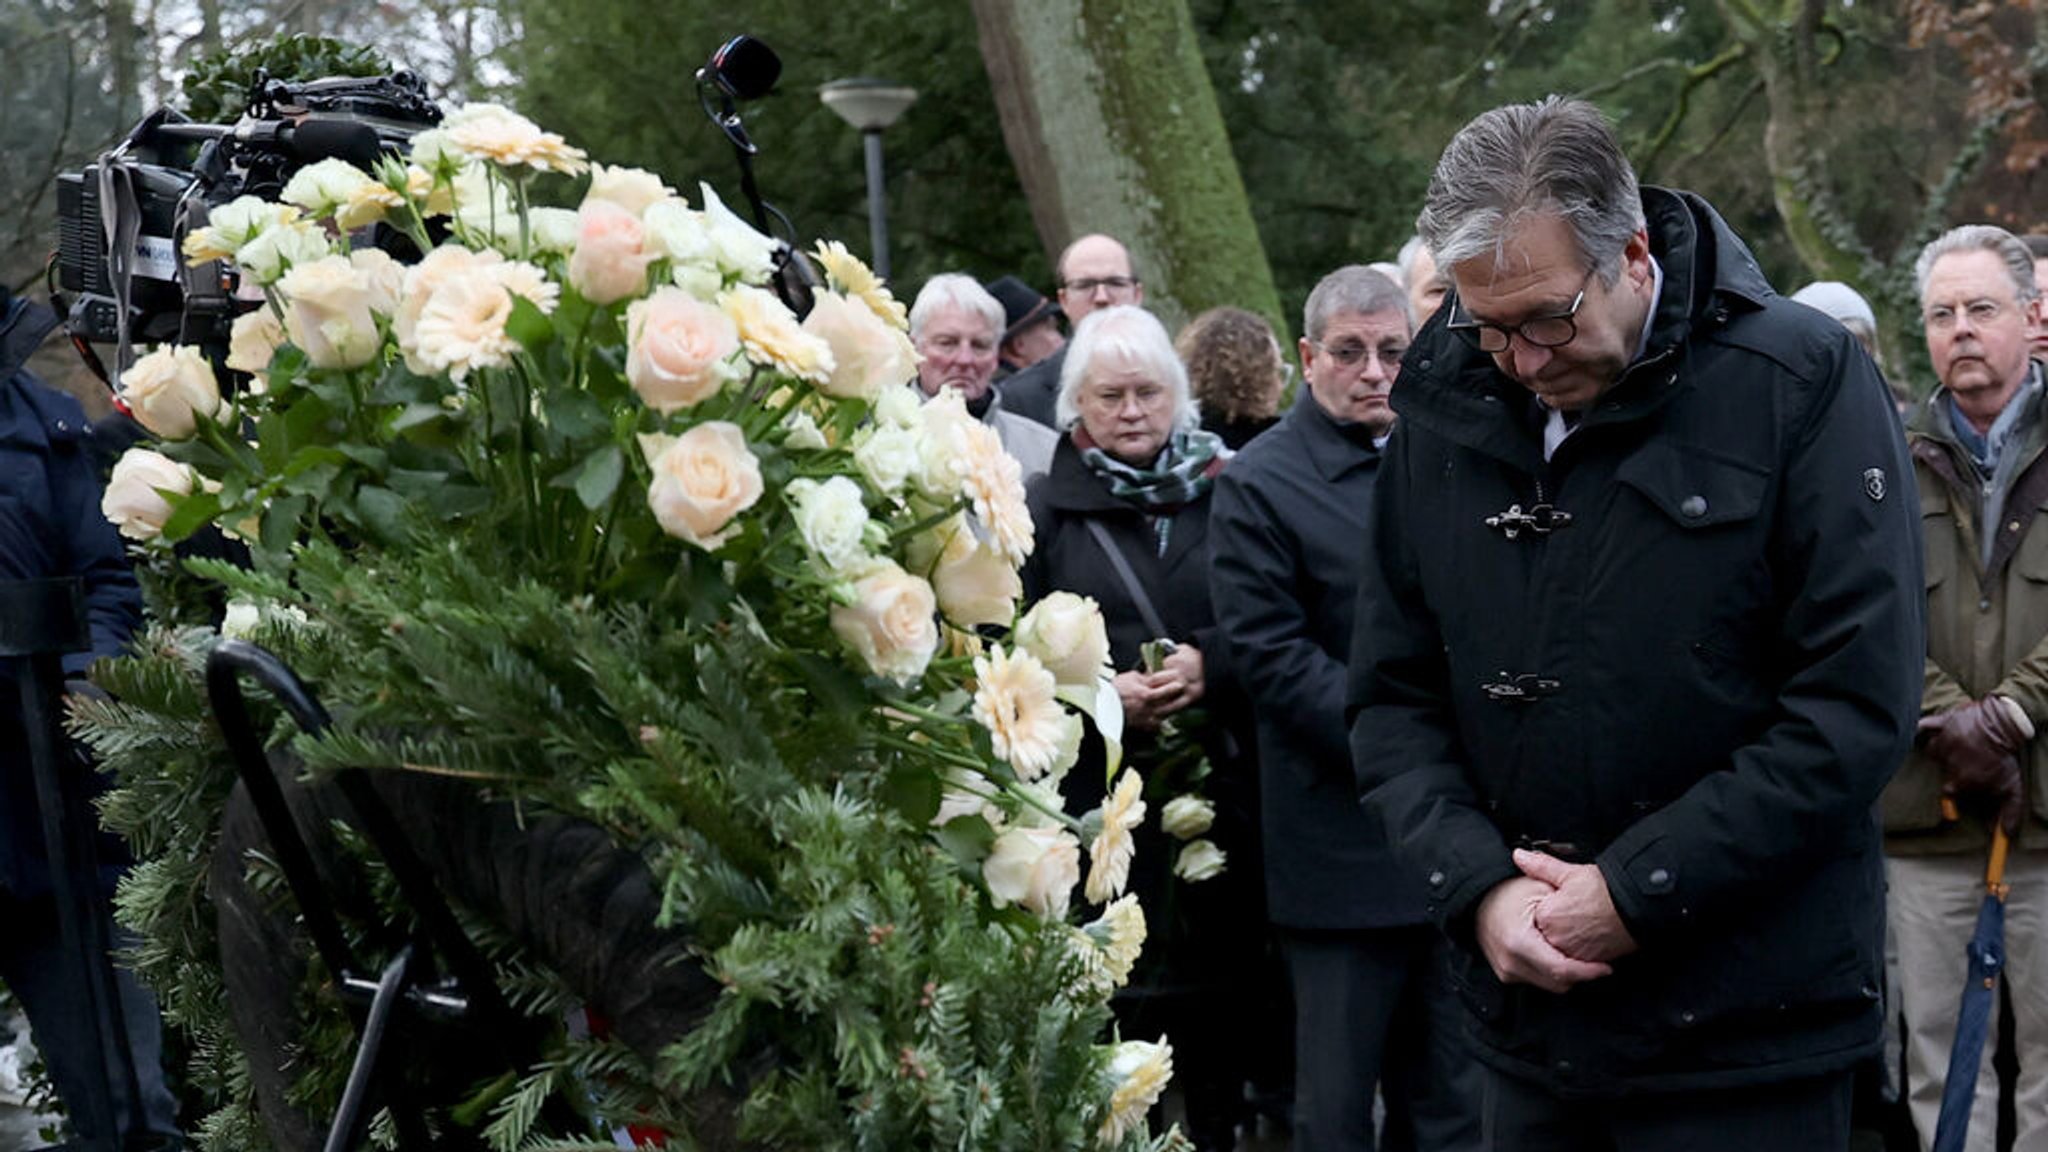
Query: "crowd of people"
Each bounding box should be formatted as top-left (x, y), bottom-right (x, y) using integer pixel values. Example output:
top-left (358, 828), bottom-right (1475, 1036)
top-left (4, 90), bottom-right (2048, 1151)
top-left (901, 98), bottom-right (2048, 1152)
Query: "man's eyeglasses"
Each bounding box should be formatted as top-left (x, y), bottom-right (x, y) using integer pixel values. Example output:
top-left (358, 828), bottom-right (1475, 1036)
top-left (1061, 276), bottom-right (1140, 295)
top-left (1312, 340), bottom-right (1406, 369)
top-left (1447, 268), bottom-right (1594, 353)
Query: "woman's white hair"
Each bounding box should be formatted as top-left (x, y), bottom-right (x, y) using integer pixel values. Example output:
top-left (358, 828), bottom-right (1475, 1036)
top-left (1054, 305), bottom-right (1199, 433)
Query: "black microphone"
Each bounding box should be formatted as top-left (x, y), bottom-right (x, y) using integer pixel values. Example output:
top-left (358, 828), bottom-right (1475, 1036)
top-left (154, 116), bottom-right (386, 170)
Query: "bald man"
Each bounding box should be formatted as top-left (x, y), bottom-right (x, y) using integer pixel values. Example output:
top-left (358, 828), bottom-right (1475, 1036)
top-left (998, 233), bottom-right (1144, 428)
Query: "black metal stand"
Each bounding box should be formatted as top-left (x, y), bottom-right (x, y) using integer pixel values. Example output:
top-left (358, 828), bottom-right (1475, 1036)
top-left (205, 640), bottom-right (523, 1152)
top-left (0, 578), bottom-right (144, 1152)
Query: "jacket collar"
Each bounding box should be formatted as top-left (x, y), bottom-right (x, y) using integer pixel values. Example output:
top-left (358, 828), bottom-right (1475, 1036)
top-left (1390, 186), bottom-right (1774, 468)
top-left (1289, 391), bottom-right (1382, 481)
top-left (0, 296), bottom-right (59, 382)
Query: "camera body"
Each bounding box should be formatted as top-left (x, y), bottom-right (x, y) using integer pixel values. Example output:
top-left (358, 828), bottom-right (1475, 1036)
top-left (54, 71), bottom-right (441, 351)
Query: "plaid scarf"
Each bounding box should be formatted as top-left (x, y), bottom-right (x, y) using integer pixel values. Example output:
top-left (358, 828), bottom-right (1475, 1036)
top-left (1073, 425), bottom-right (1228, 516)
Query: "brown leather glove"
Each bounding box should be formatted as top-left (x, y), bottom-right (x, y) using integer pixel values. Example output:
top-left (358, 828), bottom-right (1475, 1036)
top-left (1919, 696), bottom-right (2031, 835)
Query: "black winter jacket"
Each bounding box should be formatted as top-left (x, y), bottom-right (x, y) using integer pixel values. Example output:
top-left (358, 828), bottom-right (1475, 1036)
top-left (1209, 396), bottom-right (1424, 930)
top-left (1346, 188), bottom-right (1922, 1095)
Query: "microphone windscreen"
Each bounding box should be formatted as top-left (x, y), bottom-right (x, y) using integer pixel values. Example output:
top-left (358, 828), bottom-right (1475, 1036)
top-left (288, 118), bottom-right (384, 170)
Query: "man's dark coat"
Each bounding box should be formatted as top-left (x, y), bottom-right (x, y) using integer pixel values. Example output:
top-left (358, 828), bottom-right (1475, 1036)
top-left (1209, 395), bottom-right (1424, 930)
top-left (1346, 188), bottom-right (1923, 1095)
top-left (997, 347), bottom-right (1064, 429)
top-left (0, 294), bottom-right (142, 896)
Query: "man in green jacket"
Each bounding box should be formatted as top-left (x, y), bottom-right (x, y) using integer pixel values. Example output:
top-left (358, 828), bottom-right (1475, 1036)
top-left (1894, 223), bottom-right (2048, 1151)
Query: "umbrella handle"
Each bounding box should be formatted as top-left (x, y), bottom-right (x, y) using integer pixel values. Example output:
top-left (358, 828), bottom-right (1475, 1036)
top-left (1989, 825), bottom-right (2012, 899)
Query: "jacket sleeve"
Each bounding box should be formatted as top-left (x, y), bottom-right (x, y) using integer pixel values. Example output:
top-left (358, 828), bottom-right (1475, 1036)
top-left (1598, 344), bottom-right (1923, 945)
top-left (1347, 429), bottom-right (1517, 934)
top-left (1926, 660), bottom-right (1971, 716)
top-left (1208, 467), bottom-right (1344, 783)
top-left (1989, 636), bottom-right (2048, 724)
top-left (55, 431), bottom-right (141, 675)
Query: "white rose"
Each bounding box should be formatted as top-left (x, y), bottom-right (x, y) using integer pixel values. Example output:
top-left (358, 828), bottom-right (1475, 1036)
top-left (278, 255), bottom-right (381, 370)
top-left (220, 599), bottom-right (262, 640)
top-left (829, 561), bottom-right (939, 685)
top-left (349, 248), bottom-right (406, 316)
top-left (118, 345), bottom-right (222, 439)
top-left (698, 182), bottom-right (776, 284)
top-left (851, 424), bottom-right (920, 497)
top-left (782, 410), bottom-right (829, 451)
top-left (183, 196), bottom-right (301, 262)
top-left (281, 157), bottom-right (375, 218)
top-left (101, 447), bottom-right (194, 540)
top-left (1173, 839), bottom-right (1227, 883)
top-left (1160, 795), bottom-right (1215, 841)
top-left (233, 222), bottom-right (332, 286)
top-left (873, 382), bottom-right (922, 428)
top-left (786, 476), bottom-right (871, 575)
top-left (982, 826), bottom-right (1080, 920)
top-left (1015, 592), bottom-right (1112, 689)
top-left (528, 207), bottom-right (582, 255)
top-left (907, 515), bottom-right (1020, 629)
top-left (582, 163), bottom-right (673, 217)
top-left (224, 308), bottom-right (285, 378)
top-left (801, 291), bottom-right (916, 402)
top-left (642, 199), bottom-right (712, 266)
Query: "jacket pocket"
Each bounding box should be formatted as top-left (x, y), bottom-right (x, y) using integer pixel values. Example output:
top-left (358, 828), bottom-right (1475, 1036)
top-left (1882, 747), bottom-right (1947, 833)
top-left (1614, 440), bottom-right (1770, 530)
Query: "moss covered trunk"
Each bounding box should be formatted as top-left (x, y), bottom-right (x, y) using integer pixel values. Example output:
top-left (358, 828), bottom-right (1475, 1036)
top-left (971, 0), bottom-right (1283, 335)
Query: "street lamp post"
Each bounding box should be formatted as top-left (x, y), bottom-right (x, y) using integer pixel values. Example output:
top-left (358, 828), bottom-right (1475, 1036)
top-left (819, 78), bottom-right (918, 282)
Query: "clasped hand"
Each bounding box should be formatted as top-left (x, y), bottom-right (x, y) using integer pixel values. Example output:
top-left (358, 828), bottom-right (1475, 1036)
top-left (1112, 644), bottom-right (1205, 730)
top-left (1473, 849), bottom-right (1638, 994)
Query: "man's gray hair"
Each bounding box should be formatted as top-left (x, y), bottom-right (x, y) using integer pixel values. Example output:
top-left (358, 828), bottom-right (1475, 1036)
top-left (1396, 235), bottom-right (1431, 284)
top-left (1304, 266), bottom-right (1412, 342)
top-left (909, 273), bottom-right (1005, 342)
top-left (1417, 95), bottom-right (1645, 286)
top-left (1913, 225), bottom-right (2040, 309)
top-left (1055, 305), bottom-right (1198, 433)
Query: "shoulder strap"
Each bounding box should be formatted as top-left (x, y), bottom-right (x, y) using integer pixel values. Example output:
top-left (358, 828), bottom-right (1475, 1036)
top-left (1083, 519), bottom-right (1166, 640)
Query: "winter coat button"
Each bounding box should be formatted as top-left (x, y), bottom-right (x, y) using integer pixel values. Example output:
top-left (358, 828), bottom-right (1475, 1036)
top-left (1427, 870), bottom-right (1447, 889)
top-left (1679, 1010), bottom-right (1697, 1026)
top-left (1645, 867), bottom-right (1673, 892)
top-left (1680, 496), bottom-right (1707, 518)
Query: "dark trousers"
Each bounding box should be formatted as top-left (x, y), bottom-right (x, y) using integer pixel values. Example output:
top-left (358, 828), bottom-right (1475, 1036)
top-left (0, 890), bottom-right (179, 1144)
top-left (1478, 1065), bottom-right (1855, 1152)
top-left (1281, 924), bottom-right (1483, 1152)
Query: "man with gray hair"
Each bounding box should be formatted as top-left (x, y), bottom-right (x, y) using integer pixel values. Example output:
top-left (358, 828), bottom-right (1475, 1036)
top-left (1211, 266), bottom-right (1478, 1151)
top-left (1347, 96), bottom-right (1921, 1147)
top-left (1396, 235), bottom-right (1448, 329)
top-left (1891, 223), bottom-right (2048, 1151)
top-left (909, 274), bottom-right (1056, 481)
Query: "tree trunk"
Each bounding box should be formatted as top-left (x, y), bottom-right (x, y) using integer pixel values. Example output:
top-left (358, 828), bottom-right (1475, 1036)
top-left (971, 0), bottom-right (1283, 336)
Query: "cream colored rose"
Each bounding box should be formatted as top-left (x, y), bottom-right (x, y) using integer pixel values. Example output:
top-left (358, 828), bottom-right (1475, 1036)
top-left (624, 287), bottom-right (739, 413)
top-left (1099, 1040), bottom-right (1174, 1145)
top-left (932, 767), bottom-right (998, 828)
top-left (830, 561), bottom-right (939, 685)
top-left (1086, 770), bottom-right (1146, 904)
top-left (720, 285), bottom-right (834, 384)
top-left (786, 476), bottom-right (871, 575)
top-left (278, 255), bottom-right (381, 370)
top-left (645, 421), bottom-right (762, 550)
top-left (907, 514), bottom-right (1019, 629)
top-left (119, 345), bottom-right (222, 439)
top-left (1160, 795), bottom-right (1215, 841)
top-left (337, 180), bottom-right (405, 231)
top-left (873, 382), bottom-right (922, 429)
top-left (583, 164), bottom-right (673, 217)
top-left (101, 447), bottom-right (194, 540)
top-left (801, 290), bottom-right (917, 403)
top-left (233, 222), bottom-right (331, 286)
top-left (349, 248), bottom-right (406, 316)
top-left (699, 182), bottom-right (776, 283)
top-left (225, 308), bottom-right (285, 378)
top-left (851, 423), bottom-right (920, 497)
top-left (1016, 592), bottom-right (1112, 689)
top-left (982, 826), bottom-right (1080, 921)
top-left (568, 200), bottom-right (655, 305)
top-left (281, 157), bottom-right (375, 218)
top-left (183, 196), bottom-right (301, 264)
top-left (1173, 839), bottom-right (1226, 883)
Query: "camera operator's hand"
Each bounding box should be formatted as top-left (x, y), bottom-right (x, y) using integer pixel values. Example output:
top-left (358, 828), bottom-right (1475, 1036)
top-left (1920, 696), bottom-right (2032, 835)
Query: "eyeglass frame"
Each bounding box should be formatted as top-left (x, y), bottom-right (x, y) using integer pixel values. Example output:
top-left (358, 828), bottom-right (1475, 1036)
top-left (1308, 338), bottom-right (1408, 370)
top-left (1059, 275), bottom-right (1142, 296)
top-left (1445, 266), bottom-right (1597, 353)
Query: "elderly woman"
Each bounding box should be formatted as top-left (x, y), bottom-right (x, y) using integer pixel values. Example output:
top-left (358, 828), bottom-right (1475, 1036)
top-left (1021, 304), bottom-right (1260, 1151)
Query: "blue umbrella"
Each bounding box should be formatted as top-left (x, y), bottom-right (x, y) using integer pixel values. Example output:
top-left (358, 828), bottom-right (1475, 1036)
top-left (1930, 818), bottom-right (2012, 1152)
